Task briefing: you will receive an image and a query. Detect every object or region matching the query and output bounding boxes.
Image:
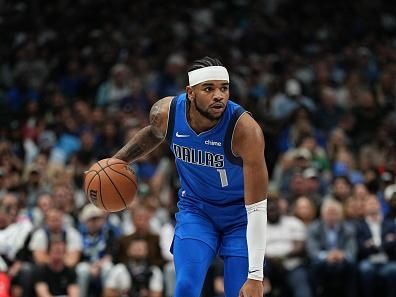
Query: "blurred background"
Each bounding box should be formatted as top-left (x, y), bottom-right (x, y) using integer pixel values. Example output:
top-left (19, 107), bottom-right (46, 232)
top-left (0, 0), bottom-right (396, 296)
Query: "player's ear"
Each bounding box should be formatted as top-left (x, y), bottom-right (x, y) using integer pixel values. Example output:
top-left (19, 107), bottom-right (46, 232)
top-left (186, 85), bottom-right (194, 102)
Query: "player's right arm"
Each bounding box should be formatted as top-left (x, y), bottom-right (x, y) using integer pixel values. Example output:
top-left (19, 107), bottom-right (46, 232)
top-left (113, 96), bottom-right (173, 163)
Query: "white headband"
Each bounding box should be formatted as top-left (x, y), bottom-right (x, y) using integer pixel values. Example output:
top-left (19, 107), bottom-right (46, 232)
top-left (188, 66), bottom-right (229, 86)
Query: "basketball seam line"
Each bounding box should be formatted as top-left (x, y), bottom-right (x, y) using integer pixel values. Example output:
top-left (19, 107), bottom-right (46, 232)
top-left (99, 160), bottom-right (128, 209)
top-left (84, 162), bottom-right (126, 203)
top-left (107, 165), bottom-right (138, 188)
top-left (97, 169), bottom-right (108, 211)
top-left (102, 162), bottom-right (130, 167)
top-left (85, 171), bottom-right (98, 199)
top-left (105, 159), bottom-right (134, 206)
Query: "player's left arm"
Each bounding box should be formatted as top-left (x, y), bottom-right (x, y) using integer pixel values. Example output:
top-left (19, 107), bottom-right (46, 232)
top-left (233, 113), bottom-right (268, 296)
top-left (233, 113), bottom-right (268, 206)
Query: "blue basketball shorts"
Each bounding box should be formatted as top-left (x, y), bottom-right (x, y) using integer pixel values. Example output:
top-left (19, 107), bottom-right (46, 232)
top-left (172, 198), bottom-right (248, 257)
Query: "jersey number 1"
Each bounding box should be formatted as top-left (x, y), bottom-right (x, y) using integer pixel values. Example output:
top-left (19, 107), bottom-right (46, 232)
top-left (217, 169), bottom-right (228, 187)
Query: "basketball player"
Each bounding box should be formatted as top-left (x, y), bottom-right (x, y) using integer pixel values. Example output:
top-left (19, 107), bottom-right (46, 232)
top-left (114, 57), bottom-right (268, 297)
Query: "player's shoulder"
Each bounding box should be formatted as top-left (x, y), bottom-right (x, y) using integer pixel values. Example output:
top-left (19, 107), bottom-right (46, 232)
top-left (149, 96), bottom-right (175, 138)
top-left (150, 96), bottom-right (174, 117)
top-left (236, 111), bottom-right (259, 127)
top-left (231, 108), bottom-right (264, 157)
top-left (234, 111), bottom-right (263, 142)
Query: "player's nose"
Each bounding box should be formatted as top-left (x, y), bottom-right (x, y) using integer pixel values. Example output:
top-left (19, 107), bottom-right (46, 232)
top-left (213, 88), bottom-right (225, 101)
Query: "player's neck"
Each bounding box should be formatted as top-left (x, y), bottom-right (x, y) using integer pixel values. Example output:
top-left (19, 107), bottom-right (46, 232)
top-left (187, 103), bottom-right (219, 133)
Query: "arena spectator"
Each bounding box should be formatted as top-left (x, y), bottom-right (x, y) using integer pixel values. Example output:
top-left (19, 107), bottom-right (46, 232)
top-left (28, 207), bottom-right (82, 267)
top-left (283, 170), bottom-right (309, 204)
top-left (15, 207), bottom-right (81, 296)
top-left (326, 128), bottom-right (351, 163)
top-left (343, 196), bottom-right (365, 224)
top-left (114, 203), bottom-right (163, 268)
top-left (21, 164), bottom-right (49, 208)
top-left (277, 107), bottom-right (322, 154)
top-left (324, 175), bottom-right (353, 203)
top-left (76, 204), bottom-right (119, 297)
top-left (307, 198), bottom-right (357, 297)
top-left (292, 195), bottom-right (317, 226)
top-left (148, 53), bottom-right (186, 100)
top-left (51, 183), bottom-right (79, 227)
top-left (355, 195), bottom-right (396, 297)
top-left (96, 64), bottom-right (133, 112)
top-left (332, 149), bottom-right (364, 185)
top-left (33, 240), bottom-right (79, 297)
top-left (314, 86), bottom-right (345, 136)
top-left (20, 191), bottom-right (54, 228)
top-left (104, 238), bottom-right (163, 297)
top-left (265, 197), bottom-right (312, 297)
top-left (353, 183), bottom-right (370, 201)
top-left (298, 135), bottom-right (329, 173)
top-left (302, 167), bottom-right (325, 207)
top-left (0, 192), bottom-right (33, 270)
top-left (271, 150), bottom-right (308, 197)
top-left (270, 79), bottom-right (316, 121)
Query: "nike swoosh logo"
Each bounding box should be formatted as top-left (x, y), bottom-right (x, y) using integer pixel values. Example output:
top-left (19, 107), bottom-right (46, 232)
top-left (248, 269), bottom-right (260, 274)
top-left (176, 132), bottom-right (190, 138)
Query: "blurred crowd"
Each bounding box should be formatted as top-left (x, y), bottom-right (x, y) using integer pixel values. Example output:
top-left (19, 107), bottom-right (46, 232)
top-left (1, 0), bottom-right (396, 296)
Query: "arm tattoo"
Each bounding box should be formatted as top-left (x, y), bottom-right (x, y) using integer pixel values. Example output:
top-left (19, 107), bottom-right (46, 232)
top-left (150, 104), bottom-right (162, 127)
top-left (113, 126), bottom-right (162, 162)
top-left (117, 143), bottom-right (145, 160)
top-left (113, 99), bottom-right (167, 162)
top-left (149, 101), bottom-right (165, 138)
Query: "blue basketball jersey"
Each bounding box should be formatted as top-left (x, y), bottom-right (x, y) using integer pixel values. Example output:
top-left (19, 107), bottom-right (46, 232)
top-left (166, 93), bottom-right (247, 206)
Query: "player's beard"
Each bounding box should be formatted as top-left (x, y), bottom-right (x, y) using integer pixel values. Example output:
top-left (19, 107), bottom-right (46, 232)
top-left (193, 99), bottom-right (224, 121)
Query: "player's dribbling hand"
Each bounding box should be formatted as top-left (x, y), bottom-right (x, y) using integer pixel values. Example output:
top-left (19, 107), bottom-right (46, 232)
top-left (239, 279), bottom-right (264, 297)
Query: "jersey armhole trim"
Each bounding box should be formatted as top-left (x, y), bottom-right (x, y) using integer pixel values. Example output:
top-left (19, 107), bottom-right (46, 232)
top-left (165, 96), bottom-right (177, 143)
top-left (231, 110), bottom-right (250, 156)
top-left (224, 107), bottom-right (249, 166)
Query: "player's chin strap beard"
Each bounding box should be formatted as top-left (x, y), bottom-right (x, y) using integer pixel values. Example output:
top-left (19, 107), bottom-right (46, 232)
top-left (187, 95), bottom-right (219, 124)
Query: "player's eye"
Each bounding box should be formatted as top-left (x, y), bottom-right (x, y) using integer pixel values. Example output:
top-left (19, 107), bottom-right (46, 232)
top-left (204, 87), bottom-right (212, 92)
top-left (221, 86), bottom-right (229, 92)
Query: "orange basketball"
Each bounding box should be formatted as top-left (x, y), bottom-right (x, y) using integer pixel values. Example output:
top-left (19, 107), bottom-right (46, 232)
top-left (83, 158), bottom-right (138, 212)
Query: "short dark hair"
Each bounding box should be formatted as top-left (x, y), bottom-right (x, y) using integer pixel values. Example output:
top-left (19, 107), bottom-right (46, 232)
top-left (48, 240), bottom-right (66, 253)
top-left (188, 56), bottom-right (223, 72)
top-left (332, 175), bottom-right (352, 186)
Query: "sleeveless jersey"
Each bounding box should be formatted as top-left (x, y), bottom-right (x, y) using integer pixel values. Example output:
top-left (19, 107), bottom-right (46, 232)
top-left (166, 93), bottom-right (247, 206)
